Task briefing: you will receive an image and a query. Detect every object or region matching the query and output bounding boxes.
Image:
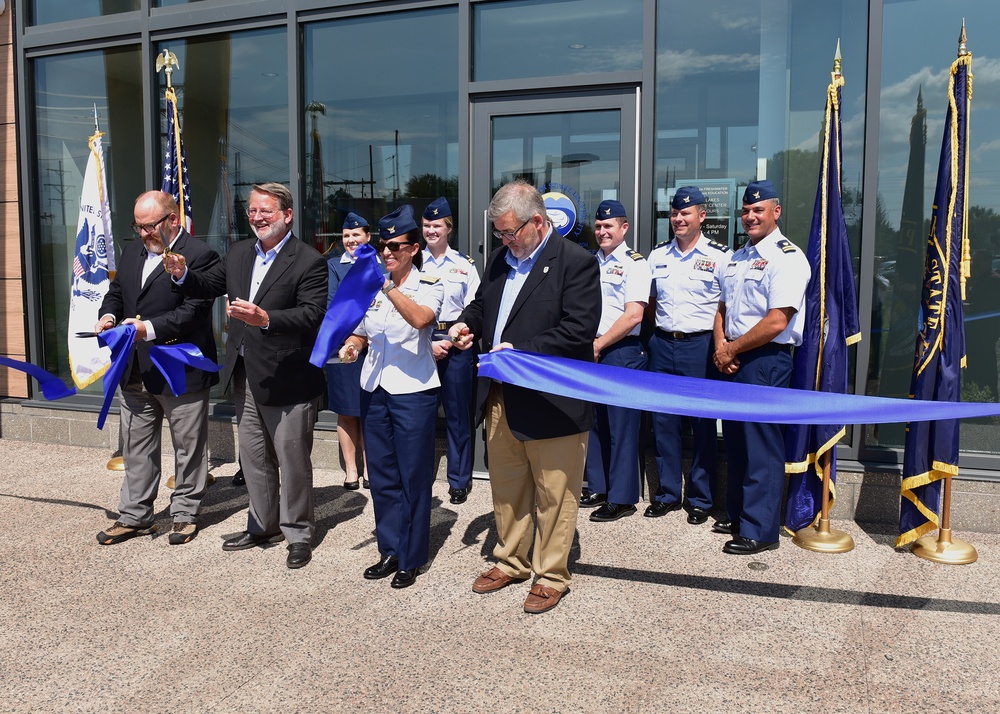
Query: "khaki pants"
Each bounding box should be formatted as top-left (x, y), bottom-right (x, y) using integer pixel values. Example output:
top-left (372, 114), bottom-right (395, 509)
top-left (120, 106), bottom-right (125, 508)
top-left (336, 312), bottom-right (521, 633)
top-left (486, 384), bottom-right (587, 591)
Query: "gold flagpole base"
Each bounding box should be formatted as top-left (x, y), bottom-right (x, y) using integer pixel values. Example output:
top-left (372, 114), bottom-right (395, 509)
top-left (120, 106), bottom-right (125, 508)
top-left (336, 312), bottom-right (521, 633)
top-left (911, 528), bottom-right (978, 564)
top-left (106, 456), bottom-right (125, 471)
top-left (792, 518), bottom-right (855, 553)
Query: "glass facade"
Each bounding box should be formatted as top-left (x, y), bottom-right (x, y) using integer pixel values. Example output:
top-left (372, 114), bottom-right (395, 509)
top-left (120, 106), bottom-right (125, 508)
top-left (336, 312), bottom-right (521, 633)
top-left (13, 0), bottom-right (1000, 474)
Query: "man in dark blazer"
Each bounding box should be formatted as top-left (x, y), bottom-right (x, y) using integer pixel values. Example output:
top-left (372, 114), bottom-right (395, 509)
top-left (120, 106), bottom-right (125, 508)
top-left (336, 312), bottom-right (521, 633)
top-left (95, 190), bottom-right (220, 547)
top-left (450, 180), bottom-right (601, 614)
top-left (164, 182), bottom-right (327, 569)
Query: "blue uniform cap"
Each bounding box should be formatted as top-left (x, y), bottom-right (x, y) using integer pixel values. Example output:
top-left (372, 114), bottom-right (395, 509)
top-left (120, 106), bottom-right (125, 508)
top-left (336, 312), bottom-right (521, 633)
top-left (423, 197), bottom-right (452, 220)
top-left (343, 211), bottom-right (369, 230)
top-left (595, 199), bottom-right (627, 220)
top-left (379, 204), bottom-right (418, 240)
top-left (743, 180), bottom-right (778, 204)
top-left (671, 186), bottom-right (706, 209)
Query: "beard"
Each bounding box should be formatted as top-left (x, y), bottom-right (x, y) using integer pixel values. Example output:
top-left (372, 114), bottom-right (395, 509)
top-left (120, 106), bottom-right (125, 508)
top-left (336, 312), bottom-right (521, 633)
top-left (143, 237), bottom-right (165, 255)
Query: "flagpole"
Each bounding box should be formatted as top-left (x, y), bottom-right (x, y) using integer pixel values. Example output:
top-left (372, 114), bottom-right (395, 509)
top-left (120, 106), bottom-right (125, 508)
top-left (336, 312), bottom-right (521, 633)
top-left (792, 450), bottom-right (854, 552)
top-left (909, 22), bottom-right (977, 566)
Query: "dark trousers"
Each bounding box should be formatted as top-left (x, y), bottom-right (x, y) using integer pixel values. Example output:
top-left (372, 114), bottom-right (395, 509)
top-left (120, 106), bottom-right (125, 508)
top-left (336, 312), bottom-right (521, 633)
top-left (648, 330), bottom-right (717, 510)
top-left (361, 386), bottom-right (439, 571)
top-left (436, 342), bottom-right (475, 489)
top-left (721, 345), bottom-right (793, 542)
top-left (585, 338), bottom-right (646, 505)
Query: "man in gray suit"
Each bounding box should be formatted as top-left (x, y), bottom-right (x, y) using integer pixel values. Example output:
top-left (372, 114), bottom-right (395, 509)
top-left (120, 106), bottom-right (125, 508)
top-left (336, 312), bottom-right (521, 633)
top-left (164, 183), bottom-right (327, 569)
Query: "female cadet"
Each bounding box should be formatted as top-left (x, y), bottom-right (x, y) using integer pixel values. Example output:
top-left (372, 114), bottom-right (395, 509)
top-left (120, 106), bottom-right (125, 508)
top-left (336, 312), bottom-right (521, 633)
top-left (326, 211), bottom-right (372, 490)
top-left (339, 205), bottom-right (444, 589)
top-left (420, 197), bottom-right (481, 504)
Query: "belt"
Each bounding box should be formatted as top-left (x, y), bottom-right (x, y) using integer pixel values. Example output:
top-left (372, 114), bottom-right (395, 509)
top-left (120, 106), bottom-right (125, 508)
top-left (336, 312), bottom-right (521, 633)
top-left (743, 342), bottom-right (793, 354)
top-left (435, 320), bottom-right (457, 332)
top-left (656, 328), bottom-right (711, 340)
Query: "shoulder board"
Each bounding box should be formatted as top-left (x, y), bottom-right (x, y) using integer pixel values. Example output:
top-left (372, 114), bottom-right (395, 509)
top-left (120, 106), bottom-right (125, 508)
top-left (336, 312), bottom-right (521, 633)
top-left (706, 239), bottom-right (731, 253)
top-left (419, 276), bottom-right (441, 284)
top-left (775, 238), bottom-right (797, 254)
top-left (625, 248), bottom-right (645, 261)
top-left (654, 239), bottom-right (673, 250)
top-left (457, 251), bottom-right (475, 265)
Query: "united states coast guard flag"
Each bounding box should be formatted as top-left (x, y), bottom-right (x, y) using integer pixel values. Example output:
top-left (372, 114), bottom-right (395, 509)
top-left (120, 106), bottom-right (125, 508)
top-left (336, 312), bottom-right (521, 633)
top-left (67, 126), bottom-right (116, 389)
top-left (162, 85), bottom-right (193, 232)
top-left (897, 41), bottom-right (973, 548)
top-left (783, 49), bottom-right (861, 532)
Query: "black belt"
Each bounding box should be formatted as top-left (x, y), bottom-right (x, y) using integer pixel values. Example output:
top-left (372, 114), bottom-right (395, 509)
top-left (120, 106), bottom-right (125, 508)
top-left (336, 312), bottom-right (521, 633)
top-left (436, 320), bottom-right (457, 332)
top-left (656, 328), bottom-right (711, 340)
top-left (743, 342), bottom-right (793, 354)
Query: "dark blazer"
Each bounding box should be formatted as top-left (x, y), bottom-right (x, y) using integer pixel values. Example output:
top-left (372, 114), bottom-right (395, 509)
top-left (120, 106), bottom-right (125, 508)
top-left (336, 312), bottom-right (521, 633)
top-left (459, 228), bottom-right (601, 440)
top-left (178, 234), bottom-right (328, 407)
top-left (99, 229), bottom-right (220, 395)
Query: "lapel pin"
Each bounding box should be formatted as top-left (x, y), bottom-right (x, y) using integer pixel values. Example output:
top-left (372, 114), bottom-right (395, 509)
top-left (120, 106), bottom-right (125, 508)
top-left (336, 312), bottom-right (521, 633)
top-left (543, 266), bottom-right (549, 274)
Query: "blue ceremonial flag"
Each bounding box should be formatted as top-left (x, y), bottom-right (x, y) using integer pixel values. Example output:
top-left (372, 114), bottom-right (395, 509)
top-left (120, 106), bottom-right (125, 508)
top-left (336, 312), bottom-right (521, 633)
top-left (897, 41), bottom-right (973, 548)
top-left (162, 86), bottom-right (193, 233)
top-left (784, 49), bottom-right (861, 532)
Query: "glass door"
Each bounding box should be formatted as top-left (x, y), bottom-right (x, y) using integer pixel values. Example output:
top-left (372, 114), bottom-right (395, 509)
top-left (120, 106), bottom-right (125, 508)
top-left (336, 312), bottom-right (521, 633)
top-left (470, 90), bottom-right (641, 261)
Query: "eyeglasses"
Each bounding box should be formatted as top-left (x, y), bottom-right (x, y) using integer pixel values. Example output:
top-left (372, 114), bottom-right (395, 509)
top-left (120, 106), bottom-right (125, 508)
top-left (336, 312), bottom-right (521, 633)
top-left (378, 240), bottom-right (416, 253)
top-left (491, 216), bottom-right (533, 242)
top-left (131, 213), bottom-right (172, 234)
top-left (246, 207), bottom-right (278, 219)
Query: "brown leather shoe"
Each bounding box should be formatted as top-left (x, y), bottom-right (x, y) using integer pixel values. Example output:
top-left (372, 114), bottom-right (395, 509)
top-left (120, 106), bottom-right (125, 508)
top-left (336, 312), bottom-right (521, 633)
top-left (523, 584), bottom-right (566, 614)
top-left (472, 566), bottom-right (527, 594)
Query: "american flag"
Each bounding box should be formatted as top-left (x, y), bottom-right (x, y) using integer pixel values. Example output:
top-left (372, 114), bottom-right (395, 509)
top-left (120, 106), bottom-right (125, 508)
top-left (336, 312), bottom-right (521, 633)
top-left (162, 86), bottom-right (193, 232)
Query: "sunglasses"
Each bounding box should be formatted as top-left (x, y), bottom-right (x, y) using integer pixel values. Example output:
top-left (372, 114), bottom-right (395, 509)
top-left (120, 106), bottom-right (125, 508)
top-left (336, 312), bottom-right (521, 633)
top-left (378, 240), bottom-right (416, 253)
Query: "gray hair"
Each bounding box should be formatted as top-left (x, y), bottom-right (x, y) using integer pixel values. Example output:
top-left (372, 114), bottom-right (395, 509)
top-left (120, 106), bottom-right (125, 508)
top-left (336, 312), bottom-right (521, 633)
top-left (251, 182), bottom-right (294, 211)
top-left (487, 179), bottom-right (546, 224)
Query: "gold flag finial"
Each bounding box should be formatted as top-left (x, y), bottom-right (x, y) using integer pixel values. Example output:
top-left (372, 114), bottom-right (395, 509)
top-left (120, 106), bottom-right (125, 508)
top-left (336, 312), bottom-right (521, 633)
top-left (958, 19), bottom-right (969, 57)
top-left (155, 49), bottom-right (179, 88)
top-left (833, 39), bottom-right (842, 78)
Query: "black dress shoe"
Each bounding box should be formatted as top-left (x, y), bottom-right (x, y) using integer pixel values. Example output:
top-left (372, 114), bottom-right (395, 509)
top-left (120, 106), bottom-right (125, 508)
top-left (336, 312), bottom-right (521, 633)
top-left (364, 554), bottom-right (399, 580)
top-left (686, 507), bottom-right (710, 525)
top-left (362, 477), bottom-right (370, 490)
top-left (344, 478), bottom-right (361, 491)
top-left (222, 531), bottom-right (284, 551)
top-left (590, 502), bottom-right (637, 522)
top-left (390, 568), bottom-right (418, 589)
top-left (449, 486), bottom-right (470, 505)
top-left (711, 520), bottom-right (738, 535)
top-left (579, 491), bottom-right (607, 507)
top-left (643, 501), bottom-right (681, 518)
top-left (286, 542), bottom-right (312, 569)
top-left (722, 536), bottom-right (779, 555)
top-left (231, 469), bottom-right (246, 487)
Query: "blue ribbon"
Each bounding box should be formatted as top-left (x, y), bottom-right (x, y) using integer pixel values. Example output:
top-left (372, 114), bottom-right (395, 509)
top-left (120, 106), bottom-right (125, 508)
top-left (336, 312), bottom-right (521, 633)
top-left (149, 343), bottom-right (224, 397)
top-left (477, 349), bottom-right (1000, 424)
top-left (0, 356), bottom-right (76, 400)
top-left (309, 244), bottom-right (384, 368)
top-left (96, 324), bottom-right (137, 429)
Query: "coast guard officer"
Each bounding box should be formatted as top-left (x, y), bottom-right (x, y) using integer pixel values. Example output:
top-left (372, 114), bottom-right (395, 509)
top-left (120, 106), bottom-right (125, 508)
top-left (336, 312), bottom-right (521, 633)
top-left (713, 180), bottom-right (810, 554)
top-left (646, 186), bottom-right (729, 525)
top-left (581, 199), bottom-right (651, 522)
top-left (421, 197), bottom-right (481, 504)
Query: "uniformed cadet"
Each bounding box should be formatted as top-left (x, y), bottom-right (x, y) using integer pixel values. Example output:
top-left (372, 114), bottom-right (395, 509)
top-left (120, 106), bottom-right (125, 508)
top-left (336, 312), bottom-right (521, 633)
top-left (645, 186), bottom-right (729, 525)
top-left (326, 211), bottom-right (372, 491)
top-left (421, 197), bottom-right (482, 505)
top-left (713, 180), bottom-right (810, 554)
top-left (581, 199), bottom-right (652, 522)
top-left (340, 204), bottom-right (444, 588)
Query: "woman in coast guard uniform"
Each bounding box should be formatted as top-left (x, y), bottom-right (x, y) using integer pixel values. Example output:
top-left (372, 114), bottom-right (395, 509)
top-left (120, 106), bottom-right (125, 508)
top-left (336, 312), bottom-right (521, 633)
top-left (340, 205), bottom-right (444, 589)
top-left (420, 197), bottom-right (481, 505)
top-left (325, 212), bottom-right (372, 490)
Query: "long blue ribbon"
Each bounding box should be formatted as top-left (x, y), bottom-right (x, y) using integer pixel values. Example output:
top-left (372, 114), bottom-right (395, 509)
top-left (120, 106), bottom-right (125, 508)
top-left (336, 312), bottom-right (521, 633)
top-left (478, 349), bottom-right (1000, 424)
top-left (149, 343), bottom-right (224, 397)
top-left (0, 356), bottom-right (76, 400)
top-left (96, 324), bottom-right (137, 429)
top-left (309, 243), bottom-right (384, 368)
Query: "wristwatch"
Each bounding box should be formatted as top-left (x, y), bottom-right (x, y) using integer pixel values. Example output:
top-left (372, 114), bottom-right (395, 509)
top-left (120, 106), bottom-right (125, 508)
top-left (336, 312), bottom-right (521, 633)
top-left (381, 280), bottom-right (397, 295)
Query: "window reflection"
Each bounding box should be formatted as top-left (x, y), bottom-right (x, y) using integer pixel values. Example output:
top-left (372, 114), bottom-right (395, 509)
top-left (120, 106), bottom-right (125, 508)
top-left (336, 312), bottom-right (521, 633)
top-left (474, 0), bottom-right (642, 82)
top-left (870, 0), bottom-right (1000, 451)
top-left (302, 8), bottom-right (459, 254)
top-left (28, 0), bottom-right (138, 26)
top-left (33, 48), bottom-right (143, 388)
